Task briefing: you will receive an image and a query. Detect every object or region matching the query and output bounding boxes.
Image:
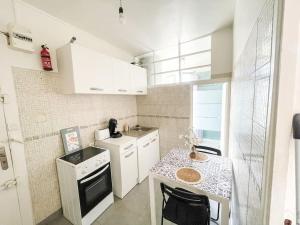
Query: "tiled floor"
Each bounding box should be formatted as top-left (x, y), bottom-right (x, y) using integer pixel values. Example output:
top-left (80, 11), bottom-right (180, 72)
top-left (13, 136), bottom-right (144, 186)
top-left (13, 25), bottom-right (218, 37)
top-left (48, 179), bottom-right (219, 225)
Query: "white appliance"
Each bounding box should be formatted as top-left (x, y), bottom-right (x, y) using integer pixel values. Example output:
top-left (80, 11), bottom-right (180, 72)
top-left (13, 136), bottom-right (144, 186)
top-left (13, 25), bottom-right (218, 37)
top-left (95, 128), bottom-right (110, 140)
top-left (95, 130), bottom-right (138, 199)
top-left (56, 146), bottom-right (113, 225)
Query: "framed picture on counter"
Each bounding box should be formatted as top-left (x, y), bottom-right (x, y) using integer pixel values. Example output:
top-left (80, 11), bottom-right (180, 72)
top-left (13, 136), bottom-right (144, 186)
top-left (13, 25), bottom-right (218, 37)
top-left (60, 126), bottom-right (82, 155)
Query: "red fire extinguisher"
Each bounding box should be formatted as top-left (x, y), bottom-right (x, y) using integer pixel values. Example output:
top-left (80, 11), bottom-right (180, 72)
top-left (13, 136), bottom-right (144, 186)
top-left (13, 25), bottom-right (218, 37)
top-left (40, 44), bottom-right (53, 71)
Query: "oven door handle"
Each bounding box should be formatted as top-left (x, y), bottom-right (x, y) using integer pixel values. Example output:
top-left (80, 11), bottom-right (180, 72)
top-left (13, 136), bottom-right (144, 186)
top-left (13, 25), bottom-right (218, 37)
top-left (80, 165), bottom-right (109, 184)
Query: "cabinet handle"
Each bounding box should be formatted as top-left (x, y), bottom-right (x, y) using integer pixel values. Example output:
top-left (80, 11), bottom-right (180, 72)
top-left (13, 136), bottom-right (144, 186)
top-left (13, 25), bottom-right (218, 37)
top-left (124, 144), bottom-right (133, 150)
top-left (125, 151), bottom-right (134, 158)
top-left (90, 87), bottom-right (104, 91)
top-left (136, 90), bottom-right (143, 93)
top-left (80, 165), bottom-right (109, 184)
top-left (118, 89), bottom-right (128, 92)
top-left (143, 143), bottom-right (150, 148)
top-left (151, 138), bottom-right (157, 143)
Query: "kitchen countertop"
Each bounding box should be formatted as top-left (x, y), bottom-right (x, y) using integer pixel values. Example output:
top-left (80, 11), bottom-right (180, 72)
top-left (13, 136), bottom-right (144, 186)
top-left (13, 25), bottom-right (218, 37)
top-left (122, 127), bottom-right (158, 138)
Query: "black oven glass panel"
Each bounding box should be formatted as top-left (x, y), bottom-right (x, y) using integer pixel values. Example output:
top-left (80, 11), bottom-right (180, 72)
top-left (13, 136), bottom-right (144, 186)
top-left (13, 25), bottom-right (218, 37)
top-left (85, 175), bottom-right (107, 205)
top-left (78, 163), bottom-right (112, 217)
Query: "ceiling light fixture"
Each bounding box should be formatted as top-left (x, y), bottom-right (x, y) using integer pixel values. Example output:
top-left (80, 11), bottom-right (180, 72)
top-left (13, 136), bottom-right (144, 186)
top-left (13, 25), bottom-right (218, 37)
top-left (118, 0), bottom-right (126, 24)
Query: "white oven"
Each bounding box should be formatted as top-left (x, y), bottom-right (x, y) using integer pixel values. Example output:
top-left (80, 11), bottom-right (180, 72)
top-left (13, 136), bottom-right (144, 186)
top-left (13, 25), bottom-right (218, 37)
top-left (57, 147), bottom-right (113, 225)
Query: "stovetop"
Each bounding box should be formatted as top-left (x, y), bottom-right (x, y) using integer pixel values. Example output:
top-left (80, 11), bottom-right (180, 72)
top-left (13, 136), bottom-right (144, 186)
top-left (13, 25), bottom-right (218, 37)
top-left (60, 146), bottom-right (106, 165)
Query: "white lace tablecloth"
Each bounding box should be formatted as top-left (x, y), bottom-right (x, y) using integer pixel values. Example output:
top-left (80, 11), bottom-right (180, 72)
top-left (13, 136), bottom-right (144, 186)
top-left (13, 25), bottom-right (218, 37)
top-left (150, 148), bottom-right (233, 200)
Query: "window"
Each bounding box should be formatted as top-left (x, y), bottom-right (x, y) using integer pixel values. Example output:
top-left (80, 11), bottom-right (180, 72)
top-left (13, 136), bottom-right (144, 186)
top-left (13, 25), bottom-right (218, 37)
top-left (192, 83), bottom-right (227, 150)
top-left (137, 36), bottom-right (212, 86)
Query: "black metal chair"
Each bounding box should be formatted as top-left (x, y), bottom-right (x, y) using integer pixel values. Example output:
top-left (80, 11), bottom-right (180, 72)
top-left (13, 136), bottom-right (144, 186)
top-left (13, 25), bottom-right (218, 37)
top-left (160, 183), bottom-right (210, 225)
top-left (194, 145), bottom-right (221, 222)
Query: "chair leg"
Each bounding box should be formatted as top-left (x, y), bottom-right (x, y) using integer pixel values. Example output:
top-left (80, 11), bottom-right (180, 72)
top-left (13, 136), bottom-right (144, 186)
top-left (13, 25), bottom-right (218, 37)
top-left (211, 202), bottom-right (220, 222)
top-left (161, 200), bottom-right (164, 225)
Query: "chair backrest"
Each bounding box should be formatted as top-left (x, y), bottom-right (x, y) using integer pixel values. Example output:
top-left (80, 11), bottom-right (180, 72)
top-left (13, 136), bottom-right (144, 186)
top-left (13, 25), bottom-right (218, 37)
top-left (160, 183), bottom-right (210, 206)
top-left (160, 183), bottom-right (210, 225)
top-left (194, 145), bottom-right (221, 156)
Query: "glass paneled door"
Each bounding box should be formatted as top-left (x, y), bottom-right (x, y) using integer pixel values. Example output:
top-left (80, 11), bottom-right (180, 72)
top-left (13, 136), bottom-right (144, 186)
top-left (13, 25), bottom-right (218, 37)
top-left (192, 83), bottom-right (229, 153)
top-left (0, 98), bottom-right (22, 225)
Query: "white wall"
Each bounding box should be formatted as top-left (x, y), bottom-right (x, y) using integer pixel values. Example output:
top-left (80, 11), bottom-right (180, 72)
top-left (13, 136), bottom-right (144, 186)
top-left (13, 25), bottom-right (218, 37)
top-left (211, 26), bottom-right (233, 75)
top-left (231, 0), bottom-right (283, 224)
top-left (232, 0), bottom-right (300, 224)
top-left (233, 0), bottom-right (267, 63)
top-left (271, 0), bottom-right (300, 223)
top-left (0, 0), bottom-right (134, 224)
top-left (285, 22), bottom-right (300, 222)
top-left (0, 0), bottom-right (133, 72)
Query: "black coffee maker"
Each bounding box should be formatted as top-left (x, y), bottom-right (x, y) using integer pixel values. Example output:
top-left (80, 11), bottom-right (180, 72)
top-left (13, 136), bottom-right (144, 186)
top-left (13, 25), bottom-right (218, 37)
top-left (108, 118), bottom-right (122, 138)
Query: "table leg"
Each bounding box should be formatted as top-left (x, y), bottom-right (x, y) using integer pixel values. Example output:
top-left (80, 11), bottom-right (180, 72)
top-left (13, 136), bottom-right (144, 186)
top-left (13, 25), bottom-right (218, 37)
top-left (221, 200), bottom-right (230, 225)
top-left (149, 174), bottom-right (157, 225)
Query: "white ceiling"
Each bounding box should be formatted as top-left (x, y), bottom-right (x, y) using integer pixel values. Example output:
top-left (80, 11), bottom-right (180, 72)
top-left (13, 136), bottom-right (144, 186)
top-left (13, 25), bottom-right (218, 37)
top-left (23, 0), bottom-right (235, 56)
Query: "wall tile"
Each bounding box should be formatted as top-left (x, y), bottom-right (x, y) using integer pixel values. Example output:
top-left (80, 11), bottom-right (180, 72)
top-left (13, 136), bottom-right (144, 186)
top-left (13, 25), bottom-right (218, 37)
top-left (13, 67), bottom-right (137, 223)
top-left (229, 1), bottom-right (275, 224)
top-left (137, 85), bottom-right (191, 157)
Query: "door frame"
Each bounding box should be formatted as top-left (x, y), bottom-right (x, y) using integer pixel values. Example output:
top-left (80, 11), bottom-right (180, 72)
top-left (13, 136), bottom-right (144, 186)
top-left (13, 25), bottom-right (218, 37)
top-left (189, 79), bottom-right (231, 156)
top-left (0, 34), bottom-right (34, 225)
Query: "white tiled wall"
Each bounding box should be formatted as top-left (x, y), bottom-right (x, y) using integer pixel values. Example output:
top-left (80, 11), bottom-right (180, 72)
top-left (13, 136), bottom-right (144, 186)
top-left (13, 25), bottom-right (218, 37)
top-left (229, 0), bottom-right (276, 224)
top-left (12, 67), bottom-right (137, 223)
top-left (137, 85), bottom-right (191, 157)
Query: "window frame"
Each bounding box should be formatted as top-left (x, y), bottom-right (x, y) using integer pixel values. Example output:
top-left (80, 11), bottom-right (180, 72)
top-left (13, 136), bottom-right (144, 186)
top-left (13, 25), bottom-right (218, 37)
top-left (138, 35), bottom-right (212, 87)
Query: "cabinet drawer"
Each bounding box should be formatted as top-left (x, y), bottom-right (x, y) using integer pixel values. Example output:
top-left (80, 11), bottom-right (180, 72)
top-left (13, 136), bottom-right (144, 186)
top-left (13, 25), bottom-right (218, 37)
top-left (137, 130), bottom-right (158, 146)
top-left (120, 141), bottom-right (137, 153)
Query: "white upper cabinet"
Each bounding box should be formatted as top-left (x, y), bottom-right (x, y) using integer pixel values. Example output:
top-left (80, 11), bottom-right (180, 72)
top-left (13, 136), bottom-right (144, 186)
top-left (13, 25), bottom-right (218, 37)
top-left (92, 54), bottom-right (115, 93)
top-left (130, 65), bottom-right (148, 95)
top-left (113, 59), bottom-right (132, 94)
top-left (56, 44), bottom-right (147, 95)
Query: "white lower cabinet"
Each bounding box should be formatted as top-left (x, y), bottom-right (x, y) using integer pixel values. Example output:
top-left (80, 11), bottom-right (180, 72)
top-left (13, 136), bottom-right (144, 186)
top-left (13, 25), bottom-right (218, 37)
top-left (137, 140), bottom-right (151, 183)
top-left (120, 147), bottom-right (138, 197)
top-left (95, 136), bottom-right (138, 199)
top-left (149, 134), bottom-right (160, 169)
top-left (137, 131), bottom-right (160, 183)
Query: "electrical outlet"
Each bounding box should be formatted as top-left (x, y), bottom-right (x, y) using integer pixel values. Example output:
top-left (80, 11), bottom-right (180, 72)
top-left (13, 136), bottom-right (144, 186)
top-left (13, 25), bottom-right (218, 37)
top-left (0, 94), bottom-right (8, 103)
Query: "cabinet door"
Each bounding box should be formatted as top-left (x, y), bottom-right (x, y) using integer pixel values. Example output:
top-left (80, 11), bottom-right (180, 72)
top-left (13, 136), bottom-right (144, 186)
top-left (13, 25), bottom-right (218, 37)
top-left (130, 65), bottom-right (147, 95)
top-left (121, 147), bottom-right (138, 197)
top-left (149, 134), bottom-right (160, 169)
top-left (137, 141), bottom-right (151, 183)
top-left (113, 59), bottom-right (132, 94)
top-left (90, 53), bottom-right (114, 93)
top-left (71, 45), bottom-right (114, 94)
top-left (71, 44), bottom-right (96, 93)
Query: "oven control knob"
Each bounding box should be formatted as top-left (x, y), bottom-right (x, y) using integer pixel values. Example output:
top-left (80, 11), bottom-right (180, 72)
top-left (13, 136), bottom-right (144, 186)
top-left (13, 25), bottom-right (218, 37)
top-left (95, 162), bottom-right (100, 167)
top-left (81, 170), bottom-right (87, 175)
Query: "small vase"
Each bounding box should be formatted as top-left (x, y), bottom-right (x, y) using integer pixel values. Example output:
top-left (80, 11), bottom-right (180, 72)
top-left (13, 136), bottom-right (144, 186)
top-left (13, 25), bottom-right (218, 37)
top-left (189, 146), bottom-right (196, 159)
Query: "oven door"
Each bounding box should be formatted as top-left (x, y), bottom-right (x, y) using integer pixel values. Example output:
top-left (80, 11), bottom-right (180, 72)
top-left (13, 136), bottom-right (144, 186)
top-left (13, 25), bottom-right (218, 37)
top-left (77, 162), bottom-right (112, 217)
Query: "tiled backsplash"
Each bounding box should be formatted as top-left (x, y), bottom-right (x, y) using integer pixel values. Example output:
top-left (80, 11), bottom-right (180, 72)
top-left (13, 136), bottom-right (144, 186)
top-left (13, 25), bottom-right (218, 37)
top-left (13, 67), bottom-right (137, 223)
top-left (229, 0), bottom-right (276, 224)
top-left (137, 85), bottom-right (191, 157)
